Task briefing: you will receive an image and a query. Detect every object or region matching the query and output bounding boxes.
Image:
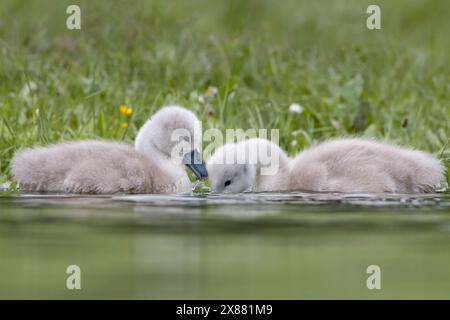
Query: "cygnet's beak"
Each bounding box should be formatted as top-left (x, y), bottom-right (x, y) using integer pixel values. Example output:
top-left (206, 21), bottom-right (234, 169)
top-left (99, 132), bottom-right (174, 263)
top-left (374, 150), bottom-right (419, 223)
top-left (183, 149), bottom-right (208, 179)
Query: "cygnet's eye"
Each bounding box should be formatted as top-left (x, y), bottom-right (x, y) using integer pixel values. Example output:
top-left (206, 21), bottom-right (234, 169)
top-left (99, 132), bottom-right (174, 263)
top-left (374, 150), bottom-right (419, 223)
top-left (224, 180), bottom-right (231, 187)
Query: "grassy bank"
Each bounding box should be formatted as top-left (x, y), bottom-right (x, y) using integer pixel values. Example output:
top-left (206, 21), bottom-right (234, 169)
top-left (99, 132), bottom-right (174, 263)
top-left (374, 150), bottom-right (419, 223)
top-left (0, 0), bottom-right (449, 188)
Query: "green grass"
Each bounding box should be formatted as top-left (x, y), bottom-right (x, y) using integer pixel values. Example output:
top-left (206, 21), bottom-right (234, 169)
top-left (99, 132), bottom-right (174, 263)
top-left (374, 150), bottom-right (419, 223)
top-left (0, 0), bottom-right (449, 188)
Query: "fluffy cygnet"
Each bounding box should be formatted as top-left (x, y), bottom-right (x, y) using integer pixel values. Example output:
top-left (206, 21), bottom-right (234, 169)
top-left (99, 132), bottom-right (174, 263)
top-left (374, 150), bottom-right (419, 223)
top-left (207, 138), bottom-right (291, 193)
top-left (207, 137), bottom-right (444, 194)
top-left (11, 105), bottom-right (208, 194)
top-left (289, 138), bottom-right (443, 193)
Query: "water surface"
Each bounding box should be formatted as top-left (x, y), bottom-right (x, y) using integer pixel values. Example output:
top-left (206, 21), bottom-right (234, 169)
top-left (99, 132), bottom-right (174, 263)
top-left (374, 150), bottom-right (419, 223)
top-left (1, 192), bottom-right (449, 299)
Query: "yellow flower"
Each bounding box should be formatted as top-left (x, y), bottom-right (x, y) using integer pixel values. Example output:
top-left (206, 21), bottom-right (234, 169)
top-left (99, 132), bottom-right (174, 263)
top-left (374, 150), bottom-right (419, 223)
top-left (119, 105), bottom-right (127, 114)
top-left (119, 104), bottom-right (133, 116)
top-left (121, 121), bottom-right (128, 128)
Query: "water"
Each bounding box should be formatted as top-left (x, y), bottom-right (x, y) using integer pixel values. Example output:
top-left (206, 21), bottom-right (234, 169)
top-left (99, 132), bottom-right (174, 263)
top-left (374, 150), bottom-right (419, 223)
top-left (0, 191), bottom-right (450, 299)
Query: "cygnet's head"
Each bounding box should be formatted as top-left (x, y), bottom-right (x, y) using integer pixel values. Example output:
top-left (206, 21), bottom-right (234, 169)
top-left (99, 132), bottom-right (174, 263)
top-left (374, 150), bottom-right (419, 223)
top-left (135, 105), bottom-right (207, 179)
top-left (206, 143), bottom-right (257, 193)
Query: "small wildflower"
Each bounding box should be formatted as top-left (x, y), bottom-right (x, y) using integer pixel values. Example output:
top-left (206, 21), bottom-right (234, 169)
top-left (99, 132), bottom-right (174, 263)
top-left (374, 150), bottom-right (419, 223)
top-left (121, 121), bottom-right (128, 128)
top-left (119, 105), bottom-right (127, 114)
top-left (119, 104), bottom-right (133, 116)
top-left (205, 86), bottom-right (218, 98)
top-left (289, 103), bottom-right (304, 114)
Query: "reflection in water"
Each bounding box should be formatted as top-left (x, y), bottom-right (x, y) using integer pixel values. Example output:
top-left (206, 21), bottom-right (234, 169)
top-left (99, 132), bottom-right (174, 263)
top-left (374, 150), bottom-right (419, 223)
top-left (0, 192), bottom-right (449, 299)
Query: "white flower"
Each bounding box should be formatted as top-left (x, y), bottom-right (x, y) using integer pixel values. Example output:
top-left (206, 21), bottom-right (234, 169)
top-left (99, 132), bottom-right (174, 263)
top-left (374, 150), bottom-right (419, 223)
top-left (289, 103), bottom-right (303, 114)
top-left (205, 86), bottom-right (218, 97)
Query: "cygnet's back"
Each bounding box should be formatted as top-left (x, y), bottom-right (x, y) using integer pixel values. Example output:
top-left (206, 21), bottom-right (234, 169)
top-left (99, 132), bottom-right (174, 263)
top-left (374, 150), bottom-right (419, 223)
top-left (289, 138), bottom-right (444, 193)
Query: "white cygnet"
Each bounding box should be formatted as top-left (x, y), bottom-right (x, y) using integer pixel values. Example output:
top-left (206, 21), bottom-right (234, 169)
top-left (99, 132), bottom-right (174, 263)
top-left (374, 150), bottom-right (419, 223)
top-left (207, 138), bottom-right (291, 193)
top-left (207, 137), bottom-right (444, 194)
top-left (11, 105), bottom-right (208, 194)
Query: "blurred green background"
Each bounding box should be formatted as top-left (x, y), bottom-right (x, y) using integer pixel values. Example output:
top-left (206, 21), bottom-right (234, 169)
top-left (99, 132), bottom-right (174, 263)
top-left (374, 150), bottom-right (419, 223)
top-left (0, 0), bottom-right (449, 186)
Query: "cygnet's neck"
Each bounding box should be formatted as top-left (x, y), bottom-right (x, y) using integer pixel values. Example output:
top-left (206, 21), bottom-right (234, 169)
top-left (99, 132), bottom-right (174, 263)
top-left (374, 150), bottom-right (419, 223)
top-left (134, 122), bottom-right (187, 179)
top-left (239, 139), bottom-right (291, 192)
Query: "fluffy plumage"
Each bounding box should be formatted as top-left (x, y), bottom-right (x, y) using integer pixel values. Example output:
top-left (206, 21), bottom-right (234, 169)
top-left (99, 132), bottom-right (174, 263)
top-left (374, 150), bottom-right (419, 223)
top-left (207, 138), bottom-right (291, 193)
top-left (289, 138), bottom-right (444, 193)
top-left (207, 138), bottom-right (444, 194)
top-left (11, 105), bottom-right (201, 194)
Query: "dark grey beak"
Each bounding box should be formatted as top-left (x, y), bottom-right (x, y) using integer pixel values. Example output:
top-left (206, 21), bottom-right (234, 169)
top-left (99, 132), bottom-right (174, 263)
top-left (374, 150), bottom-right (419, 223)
top-left (183, 149), bottom-right (208, 179)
